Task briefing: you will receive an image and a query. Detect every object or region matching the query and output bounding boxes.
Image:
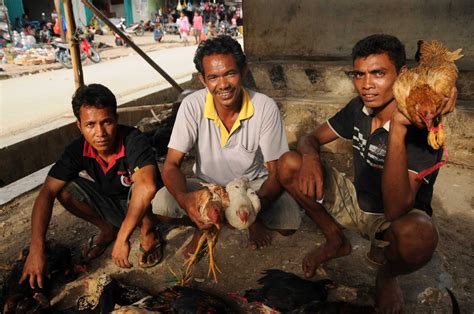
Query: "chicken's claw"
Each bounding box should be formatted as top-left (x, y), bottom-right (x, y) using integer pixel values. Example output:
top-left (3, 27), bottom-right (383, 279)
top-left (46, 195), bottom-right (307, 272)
top-left (427, 121), bottom-right (444, 150)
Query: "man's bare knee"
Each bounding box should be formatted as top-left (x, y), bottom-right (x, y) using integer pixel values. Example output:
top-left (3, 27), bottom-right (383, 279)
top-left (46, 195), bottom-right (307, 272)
top-left (277, 151), bottom-right (302, 185)
top-left (56, 189), bottom-right (72, 206)
top-left (389, 212), bottom-right (438, 266)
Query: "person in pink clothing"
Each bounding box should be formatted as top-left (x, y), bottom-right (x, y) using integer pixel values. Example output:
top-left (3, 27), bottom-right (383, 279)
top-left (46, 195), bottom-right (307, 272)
top-left (193, 10), bottom-right (204, 44)
top-left (179, 11), bottom-right (190, 46)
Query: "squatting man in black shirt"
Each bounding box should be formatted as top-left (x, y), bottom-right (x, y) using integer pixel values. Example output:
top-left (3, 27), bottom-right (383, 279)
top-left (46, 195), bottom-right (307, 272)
top-left (21, 84), bottom-right (164, 289)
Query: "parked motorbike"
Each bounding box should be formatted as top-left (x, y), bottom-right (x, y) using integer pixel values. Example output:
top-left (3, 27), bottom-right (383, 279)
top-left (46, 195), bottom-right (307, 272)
top-left (116, 18), bottom-right (145, 36)
top-left (218, 21), bottom-right (238, 37)
top-left (51, 36), bottom-right (100, 69)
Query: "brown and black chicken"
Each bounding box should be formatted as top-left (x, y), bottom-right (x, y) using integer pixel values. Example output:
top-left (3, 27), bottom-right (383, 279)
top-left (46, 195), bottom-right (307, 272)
top-left (393, 40), bottom-right (463, 150)
top-left (181, 184), bottom-right (229, 283)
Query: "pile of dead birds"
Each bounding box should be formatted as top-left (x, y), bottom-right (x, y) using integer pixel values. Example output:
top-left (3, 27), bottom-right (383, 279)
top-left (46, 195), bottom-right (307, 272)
top-left (2, 246), bottom-right (378, 314)
top-left (2, 241), bottom-right (461, 313)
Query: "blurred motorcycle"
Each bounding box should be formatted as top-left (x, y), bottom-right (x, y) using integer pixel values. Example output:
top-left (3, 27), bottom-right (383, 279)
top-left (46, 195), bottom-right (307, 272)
top-left (51, 36), bottom-right (100, 69)
top-left (116, 18), bottom-right (145, 36)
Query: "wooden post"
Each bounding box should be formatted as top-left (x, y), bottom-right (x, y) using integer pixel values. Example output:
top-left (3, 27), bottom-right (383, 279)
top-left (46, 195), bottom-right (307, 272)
top-left (63, 0), bottom-right (84, 89)
top-left (54, 0), bottom-right (66, 41)
top-left (80, 0), bottom-right (184, 93)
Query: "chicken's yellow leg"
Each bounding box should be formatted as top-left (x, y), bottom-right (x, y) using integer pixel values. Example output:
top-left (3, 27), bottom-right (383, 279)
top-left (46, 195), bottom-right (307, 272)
top-left (184, 232), bottom-right (208, 274)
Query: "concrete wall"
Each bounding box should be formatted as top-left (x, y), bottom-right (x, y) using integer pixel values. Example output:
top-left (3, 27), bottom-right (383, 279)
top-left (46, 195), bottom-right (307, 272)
top-left (243, 0), bottom-right (474, 60)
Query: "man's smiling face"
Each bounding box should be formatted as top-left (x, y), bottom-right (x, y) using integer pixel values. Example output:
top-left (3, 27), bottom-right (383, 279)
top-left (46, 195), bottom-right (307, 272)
top-left (199, 53), bottom-right (246, 110)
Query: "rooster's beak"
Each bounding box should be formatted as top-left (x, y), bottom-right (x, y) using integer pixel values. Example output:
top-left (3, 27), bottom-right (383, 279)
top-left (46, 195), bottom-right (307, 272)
top-left (238, 209), bottom-right (248, 224)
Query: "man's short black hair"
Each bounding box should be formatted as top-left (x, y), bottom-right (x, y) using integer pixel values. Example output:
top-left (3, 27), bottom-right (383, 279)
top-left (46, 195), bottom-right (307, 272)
top-left (193, 35), bottom-right (246, 74)
top-left (71, 84), bottom-right (117, 120)
top-left (352, 34), bottom-right (406, 72)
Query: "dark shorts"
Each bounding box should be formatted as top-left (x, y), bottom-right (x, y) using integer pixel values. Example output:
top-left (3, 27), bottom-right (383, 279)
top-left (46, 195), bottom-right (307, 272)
top-left (63, 177), bottom-right (129, 228)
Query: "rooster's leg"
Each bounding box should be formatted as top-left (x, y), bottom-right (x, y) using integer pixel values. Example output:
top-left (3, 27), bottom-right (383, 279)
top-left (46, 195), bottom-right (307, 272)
top-left (184, 232), bottom-right (208, 274)
top-left (206, 233), bottom-right (222, 283)
top-left (168, 267), bottom-right (192, 286)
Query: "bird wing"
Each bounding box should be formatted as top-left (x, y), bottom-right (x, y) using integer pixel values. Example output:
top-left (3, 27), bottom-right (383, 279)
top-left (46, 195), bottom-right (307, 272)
top-left (393, 69), bottom-right (426, 121)
top-left (246, 188), bottom-right (261, 214)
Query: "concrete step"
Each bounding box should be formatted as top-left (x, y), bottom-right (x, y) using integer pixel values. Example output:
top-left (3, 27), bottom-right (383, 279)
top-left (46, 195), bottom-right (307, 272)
top-left (247, 59), bottom-right (474, 101)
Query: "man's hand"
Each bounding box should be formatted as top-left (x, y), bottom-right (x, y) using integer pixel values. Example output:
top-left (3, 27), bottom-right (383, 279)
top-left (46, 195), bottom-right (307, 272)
top-left (436, 86), bottom-right (457, 116)
top-left (391, 107), bottom-right (412, 127)
top-left (183, 189), bottom-right (213, 230)
top-left (19, 249), bottom-right (46, 289)
top-left (298, 153), bottom-right (324, 202)
top-left (111, 239), bottom-right (132, 268)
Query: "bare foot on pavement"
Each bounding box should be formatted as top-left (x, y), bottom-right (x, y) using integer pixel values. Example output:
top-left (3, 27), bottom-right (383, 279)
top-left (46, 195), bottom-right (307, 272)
top-left (376, 267), bottom-right (405, 314)
top-left (248, 220), bottom-right (272, 249)
top-left (303, 236), bottom-right (351, 278)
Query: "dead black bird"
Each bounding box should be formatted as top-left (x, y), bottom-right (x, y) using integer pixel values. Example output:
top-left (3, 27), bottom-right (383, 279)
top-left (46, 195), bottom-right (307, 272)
top-left (290, 300), bottom-right (375, 314)
top-left (130, 285), bottom-right (236, 313)
top-left (72, 275), bottom-right (236, 314)
top-left (1, 243), bottom-right (77, 314)
top-left (244, 269), bottom-right (333, 313)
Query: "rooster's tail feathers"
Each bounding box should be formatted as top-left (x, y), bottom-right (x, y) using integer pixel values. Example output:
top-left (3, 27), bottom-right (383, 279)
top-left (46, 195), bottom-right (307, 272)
top-left (447, 48), bottom-right (463, 62)
top-left (419, 40), bottom-right (463, 64)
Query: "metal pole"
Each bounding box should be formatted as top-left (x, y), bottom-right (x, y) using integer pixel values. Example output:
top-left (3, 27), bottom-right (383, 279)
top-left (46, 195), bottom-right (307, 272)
top-left (63, 0), bottom-right (84, 89)
top-left (80, 0), bottom-right (184, 93)
top-left (54, 0), bottom-right (66, 41)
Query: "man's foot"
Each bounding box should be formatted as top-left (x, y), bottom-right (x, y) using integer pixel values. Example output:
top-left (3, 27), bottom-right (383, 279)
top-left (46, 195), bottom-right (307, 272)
top-left (302, 236), bottom-right (351, 278)
top-left (248, 220), bottom-right (272, 250)
top-left (82, 226), bottom-right (116, 261)
top-left (376, 267), bottom-right (404, 314)
top-left (138, 228), bottom-right (164, 268)
top-left (183, 229), bottom-right (204, 258)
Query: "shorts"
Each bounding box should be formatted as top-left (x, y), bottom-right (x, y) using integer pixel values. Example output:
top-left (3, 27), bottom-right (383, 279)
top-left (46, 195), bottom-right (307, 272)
top-left (322, 167), bottom-right (430, 249)
top-left (152, 177), bottom-right (302, 230)
top-left (63, 177), bottom-right (129, 228)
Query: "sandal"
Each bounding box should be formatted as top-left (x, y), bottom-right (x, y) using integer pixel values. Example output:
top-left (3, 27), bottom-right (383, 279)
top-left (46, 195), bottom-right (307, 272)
top-left (138, 229), bottom-right (165, 268)
top-left (82, 235), bottom-right (113, 261)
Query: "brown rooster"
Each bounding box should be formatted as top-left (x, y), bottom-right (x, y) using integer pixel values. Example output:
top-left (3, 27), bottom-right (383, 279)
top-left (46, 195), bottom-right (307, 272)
top-left (182, 184), bottom-right (229, 283)
top-left (393, 40), bottom-right (462, 150)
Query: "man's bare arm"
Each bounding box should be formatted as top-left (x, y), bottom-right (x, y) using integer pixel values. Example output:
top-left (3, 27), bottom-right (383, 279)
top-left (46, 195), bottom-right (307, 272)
top-left (163, 148), bottom-right (211, 229)
top-left (256, 160), bottom-right (282, 211)
top-left (20, 176), bottom-right (67, 289)
top-left (382, 115), bottom-right (421, 221)
top-left (296, 122), bottom-right (339, 200)
top-left (112, 164), bottom-right (158, 268)
top-left (383, 88), bottom-right (457, 221)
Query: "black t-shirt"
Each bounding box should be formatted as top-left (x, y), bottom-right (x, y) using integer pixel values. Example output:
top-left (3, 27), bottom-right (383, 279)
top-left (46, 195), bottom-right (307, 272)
top-left (49, 125), bottom-right (157, 200)
top-left (327, 97), bottom-right (442, 215)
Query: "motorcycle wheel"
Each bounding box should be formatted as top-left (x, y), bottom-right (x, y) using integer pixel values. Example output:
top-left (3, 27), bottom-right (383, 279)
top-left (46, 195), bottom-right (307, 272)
top-left (88, 48), bottom-right (101, 63)
top-left (59, 50), bottom-right (72, 69)
top-left (135, 26), bottom-right (145, 36)
top-left (80, 51), bottom-right (87, 61)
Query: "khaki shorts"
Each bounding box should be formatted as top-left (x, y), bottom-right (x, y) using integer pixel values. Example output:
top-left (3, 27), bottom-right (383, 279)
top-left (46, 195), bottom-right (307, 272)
top-left (152, 177), bottom-right (302, 230)
top-left (322, 167), bottom-right (430, 249)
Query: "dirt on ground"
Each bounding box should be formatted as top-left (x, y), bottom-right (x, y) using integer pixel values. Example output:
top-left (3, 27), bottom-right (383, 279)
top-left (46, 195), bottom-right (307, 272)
top-left (0, 161), bottom-right (472, 313)
top-left (0, 32), bottom-right (194, 79)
